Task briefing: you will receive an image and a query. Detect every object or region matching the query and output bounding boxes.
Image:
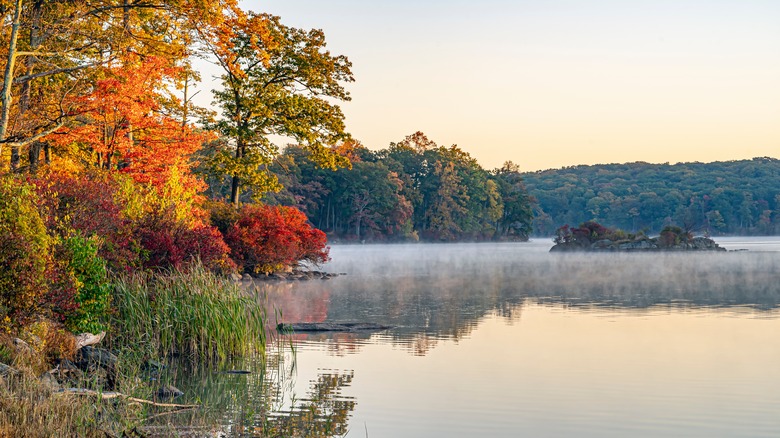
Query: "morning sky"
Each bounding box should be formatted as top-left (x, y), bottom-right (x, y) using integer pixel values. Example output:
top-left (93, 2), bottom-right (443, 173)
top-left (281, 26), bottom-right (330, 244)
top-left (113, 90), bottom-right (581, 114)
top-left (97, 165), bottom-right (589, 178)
top-left (219, 1), bottom-right (780, 172)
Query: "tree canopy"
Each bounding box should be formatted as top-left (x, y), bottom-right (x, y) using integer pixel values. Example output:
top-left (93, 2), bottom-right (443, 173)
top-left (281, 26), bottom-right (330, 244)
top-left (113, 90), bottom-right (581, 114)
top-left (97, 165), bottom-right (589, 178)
top-left (263, 132), bottom-right (535, 242)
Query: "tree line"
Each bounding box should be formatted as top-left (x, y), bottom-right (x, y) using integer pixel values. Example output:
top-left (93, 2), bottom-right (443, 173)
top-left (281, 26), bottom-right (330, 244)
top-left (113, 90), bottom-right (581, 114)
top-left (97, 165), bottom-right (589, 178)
top-left (523, 157), bottom-right (780, 236)
top-left (260, 132), bottom-right (534, 242)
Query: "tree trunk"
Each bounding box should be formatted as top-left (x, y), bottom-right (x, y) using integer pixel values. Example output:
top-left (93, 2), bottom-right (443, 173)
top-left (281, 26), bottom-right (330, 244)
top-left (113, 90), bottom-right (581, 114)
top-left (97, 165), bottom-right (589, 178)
top-left (230, 174), bottom-right (240, 206)
top-left (10, 147), bottom-right (19, 172)
top-left (230, 142), bottom-right (244, 206)
top-left (0, 0), bottom-right (24, 165)
top-left (28, 141), bottom-right (41, 173)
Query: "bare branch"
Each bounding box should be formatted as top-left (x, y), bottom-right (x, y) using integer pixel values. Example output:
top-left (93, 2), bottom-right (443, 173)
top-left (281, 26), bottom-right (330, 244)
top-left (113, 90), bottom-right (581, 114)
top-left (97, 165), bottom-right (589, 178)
top-left (2, 120), bottom-right (64, 147)
top-left (14, 62), bottom-right (101, 84)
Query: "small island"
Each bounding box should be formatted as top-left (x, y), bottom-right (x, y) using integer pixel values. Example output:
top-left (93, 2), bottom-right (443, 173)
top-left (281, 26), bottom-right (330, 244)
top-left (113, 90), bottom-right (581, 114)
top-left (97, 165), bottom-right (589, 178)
top-left (550, 221), bottom-right (726, 252)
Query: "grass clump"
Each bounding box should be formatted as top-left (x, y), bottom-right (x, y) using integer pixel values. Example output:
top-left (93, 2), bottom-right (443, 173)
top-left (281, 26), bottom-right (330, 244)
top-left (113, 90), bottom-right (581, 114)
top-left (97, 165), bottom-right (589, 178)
top-left (109, 264), bottom-right (266, 362)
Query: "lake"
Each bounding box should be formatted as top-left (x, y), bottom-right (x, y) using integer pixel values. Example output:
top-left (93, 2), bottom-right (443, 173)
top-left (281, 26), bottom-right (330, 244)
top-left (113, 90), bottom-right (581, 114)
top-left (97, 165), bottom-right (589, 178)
top-left (172, 237), bottom-right (780, 437)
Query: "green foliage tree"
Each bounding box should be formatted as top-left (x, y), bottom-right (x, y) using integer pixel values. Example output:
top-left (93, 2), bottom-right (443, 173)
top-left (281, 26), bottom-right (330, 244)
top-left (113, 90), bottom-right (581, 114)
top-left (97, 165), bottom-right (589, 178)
top-left (266, 133), bottom-right (535, 242)
top-left (205, 12), bottom-right (353, 204)
top-left (492, 161), bottom-right (534, 240)
top-left (425, 160), bottom-right (469, 240)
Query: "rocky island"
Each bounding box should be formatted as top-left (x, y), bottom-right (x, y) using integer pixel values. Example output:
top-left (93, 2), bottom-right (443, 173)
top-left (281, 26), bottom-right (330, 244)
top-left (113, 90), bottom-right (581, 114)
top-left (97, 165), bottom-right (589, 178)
top-left (550, 221), bottom-right (726, 252)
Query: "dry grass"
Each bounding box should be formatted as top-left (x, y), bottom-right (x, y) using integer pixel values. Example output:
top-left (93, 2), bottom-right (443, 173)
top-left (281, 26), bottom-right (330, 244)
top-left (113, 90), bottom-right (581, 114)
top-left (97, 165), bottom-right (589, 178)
top-left (0, 374), bottom-right (121, 438)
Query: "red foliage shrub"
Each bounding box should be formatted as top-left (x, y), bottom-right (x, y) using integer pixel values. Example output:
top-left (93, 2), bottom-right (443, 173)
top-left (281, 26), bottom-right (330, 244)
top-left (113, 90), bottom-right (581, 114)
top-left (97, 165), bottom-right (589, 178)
top-left (33, 170), bottom-right (139, 270)
top-left (579, 220), bottom-right (610, 239)
top-left (45, 258), bottom-right (80, 325)
top-left (138, 213), bottom-right (234, 273)
top-left (223, 204), bottom-right (329, 274)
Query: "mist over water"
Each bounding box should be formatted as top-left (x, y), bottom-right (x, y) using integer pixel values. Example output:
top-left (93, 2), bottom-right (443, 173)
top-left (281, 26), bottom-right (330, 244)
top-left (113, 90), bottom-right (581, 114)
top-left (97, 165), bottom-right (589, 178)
top-left (317, 239), bottom-right (780, 312)
top-left (178, 238), bottom-right (780, 437)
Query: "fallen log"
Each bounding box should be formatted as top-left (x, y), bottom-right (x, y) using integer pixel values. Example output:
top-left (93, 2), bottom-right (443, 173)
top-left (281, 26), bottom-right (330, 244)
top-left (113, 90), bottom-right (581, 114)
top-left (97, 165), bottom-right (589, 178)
top-left (57, 388), bottom-right (199, 409)
top-left (277, 322), bottom-right (394, 332)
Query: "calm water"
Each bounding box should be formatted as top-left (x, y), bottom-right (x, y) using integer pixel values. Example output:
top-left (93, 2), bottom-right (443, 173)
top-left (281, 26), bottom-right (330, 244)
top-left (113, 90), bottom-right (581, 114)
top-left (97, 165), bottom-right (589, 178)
top-left (175, 237), bottom-right (780, 437)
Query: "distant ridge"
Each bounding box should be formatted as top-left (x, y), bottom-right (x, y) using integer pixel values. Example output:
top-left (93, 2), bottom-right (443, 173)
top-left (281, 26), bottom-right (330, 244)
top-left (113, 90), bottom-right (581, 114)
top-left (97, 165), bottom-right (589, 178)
top-left (522, 157), bottom-right (780, 236)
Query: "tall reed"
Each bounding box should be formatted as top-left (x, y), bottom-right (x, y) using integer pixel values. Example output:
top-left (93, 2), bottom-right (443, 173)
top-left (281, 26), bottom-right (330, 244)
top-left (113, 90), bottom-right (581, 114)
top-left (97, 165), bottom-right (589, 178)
top-left (110, 264), bottom-right (266, 362)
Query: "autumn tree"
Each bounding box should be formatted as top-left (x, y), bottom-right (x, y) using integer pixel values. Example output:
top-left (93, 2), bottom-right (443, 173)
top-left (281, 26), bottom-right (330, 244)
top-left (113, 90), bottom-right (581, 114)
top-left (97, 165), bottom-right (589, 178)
top-left (0, 0), bottom-right (236, 172)
top-left (424, 160), bottom-right (468, 240)
top-left (204, 12), bottom-right (353, 205)
top-left (50, 55), bottom-right (209, 189)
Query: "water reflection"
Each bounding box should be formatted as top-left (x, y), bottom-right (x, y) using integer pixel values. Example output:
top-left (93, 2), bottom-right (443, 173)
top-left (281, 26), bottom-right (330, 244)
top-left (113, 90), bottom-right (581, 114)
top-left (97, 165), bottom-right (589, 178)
top-left (142, 349), bottom-right (356, 437)
top-left (258, 244), bottom-right (780, 357)
top-left (165, 241), bottom-right (780, 437)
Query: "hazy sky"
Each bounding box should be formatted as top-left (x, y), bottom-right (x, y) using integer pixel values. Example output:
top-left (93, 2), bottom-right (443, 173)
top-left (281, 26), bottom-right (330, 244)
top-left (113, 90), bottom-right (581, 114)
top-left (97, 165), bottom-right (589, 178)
top-left (216, 1), bottom-right (780, 171)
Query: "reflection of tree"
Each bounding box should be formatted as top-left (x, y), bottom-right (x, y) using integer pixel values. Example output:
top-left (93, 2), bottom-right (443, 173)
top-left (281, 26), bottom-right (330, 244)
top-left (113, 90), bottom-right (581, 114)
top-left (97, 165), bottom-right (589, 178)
top-left (255, 282), bottom-right (331, 325)
top-left (142, 353), bottom-right (356, 437)
top-left (262, 249), bottom-right (780, 357)
top-left (411, 333), bottom-right (438, 356)
top-left (262, 371), bottom-right (356, 437)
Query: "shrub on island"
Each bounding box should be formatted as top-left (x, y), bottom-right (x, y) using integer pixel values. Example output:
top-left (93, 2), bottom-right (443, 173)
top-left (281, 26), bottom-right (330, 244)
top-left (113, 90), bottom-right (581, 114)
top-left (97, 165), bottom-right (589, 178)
top-left (551, 221), bottom-right (725, 252)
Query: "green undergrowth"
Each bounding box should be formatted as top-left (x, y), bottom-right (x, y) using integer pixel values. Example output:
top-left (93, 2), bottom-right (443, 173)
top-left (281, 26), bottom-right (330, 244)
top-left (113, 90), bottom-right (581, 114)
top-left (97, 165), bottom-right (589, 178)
top-left (109, 264), bottom-right (267, 363)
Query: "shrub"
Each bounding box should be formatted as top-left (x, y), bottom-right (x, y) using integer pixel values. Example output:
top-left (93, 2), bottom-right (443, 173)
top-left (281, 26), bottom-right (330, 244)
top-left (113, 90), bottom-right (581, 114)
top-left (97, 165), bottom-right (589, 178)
top-left (223, 204), bottom-right (329, 274)
top-left (0, 177), bottom-right (53, 329)
top-left (137, 211), bottom-right (234, 273)
top-left (34, 170), bottom-right (140, 271)
top-left (659, 225), bottom-right (691, 247)
top-left (60, 236), bottom-right (112, 333)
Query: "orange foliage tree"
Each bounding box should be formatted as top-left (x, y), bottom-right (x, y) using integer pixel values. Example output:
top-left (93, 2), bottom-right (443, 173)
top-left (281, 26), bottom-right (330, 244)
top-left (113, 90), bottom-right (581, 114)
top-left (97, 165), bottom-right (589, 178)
top-left (49, 56), bottom-right (210, 190)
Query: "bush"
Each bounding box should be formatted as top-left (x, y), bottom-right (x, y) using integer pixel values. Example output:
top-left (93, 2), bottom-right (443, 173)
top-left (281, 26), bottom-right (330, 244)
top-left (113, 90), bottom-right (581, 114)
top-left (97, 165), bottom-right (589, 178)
top-left (137, 211), bottom-right (234, 273)
top-left (60, 236), bottom-right (112, 333)
top-left (223, 204), bottom-right (329, 274)
top-left (34, 170), bottom-right (140, 270)
top-left (659, 225), bottom-right (691, 247)
top-left (0, 177), bottom-right (53, 329)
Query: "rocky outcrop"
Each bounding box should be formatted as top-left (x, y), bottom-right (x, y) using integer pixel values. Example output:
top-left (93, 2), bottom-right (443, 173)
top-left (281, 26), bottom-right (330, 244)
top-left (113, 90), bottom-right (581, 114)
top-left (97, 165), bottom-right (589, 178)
top-left (551, 236), bottom-right (726, 252)
top-left (250, 270), bottom-right (343, 282)
top-left (74, 345), bottom-right (119, 390)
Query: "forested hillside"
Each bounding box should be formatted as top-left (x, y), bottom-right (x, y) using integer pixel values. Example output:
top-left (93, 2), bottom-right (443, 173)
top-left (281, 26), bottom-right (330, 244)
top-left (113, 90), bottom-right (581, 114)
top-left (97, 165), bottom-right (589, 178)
top-left (523, 157), bottom-right (780, 236)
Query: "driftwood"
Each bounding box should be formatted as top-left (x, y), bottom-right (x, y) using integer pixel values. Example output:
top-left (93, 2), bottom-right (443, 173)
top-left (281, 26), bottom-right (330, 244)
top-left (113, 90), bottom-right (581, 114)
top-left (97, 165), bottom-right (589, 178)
top-left (75, 331), bottom-right (106, 350)
top-left (58, 387), bottom-right (199, 409)
top-left (277, 322), bottom-right (394, 333)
